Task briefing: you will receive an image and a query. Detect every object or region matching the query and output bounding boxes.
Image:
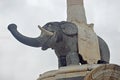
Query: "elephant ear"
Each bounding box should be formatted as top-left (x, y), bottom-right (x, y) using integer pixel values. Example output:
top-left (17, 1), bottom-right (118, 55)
top-left (60, 22), bottom-right (78, 36)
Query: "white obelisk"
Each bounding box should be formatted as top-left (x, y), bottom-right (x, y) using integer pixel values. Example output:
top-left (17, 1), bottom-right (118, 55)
top-left (67, 0), bottom-right (87, 23)
top-left (67, 0), bottom-right (101, 64)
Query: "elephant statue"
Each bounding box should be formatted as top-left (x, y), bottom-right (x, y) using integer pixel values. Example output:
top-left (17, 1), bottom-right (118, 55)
top-left (8, 21), bottom-right (110, 67)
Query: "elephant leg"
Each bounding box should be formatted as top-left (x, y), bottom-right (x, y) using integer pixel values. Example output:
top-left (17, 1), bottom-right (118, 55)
top-left (98, 36), bottom-right (110, 63)
top-left (58, 56), bottom-right (67, 67)
top-left (66, 52), bottom-right (79, 66)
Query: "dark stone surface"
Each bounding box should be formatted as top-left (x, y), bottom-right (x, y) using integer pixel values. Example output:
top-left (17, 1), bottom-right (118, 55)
top-left (57, 76), bottom-right (84, 80)
top-left (8, 21), bottom-right (110, 68)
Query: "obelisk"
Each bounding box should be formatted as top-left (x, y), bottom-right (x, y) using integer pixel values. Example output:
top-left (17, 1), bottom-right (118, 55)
top-left (67, 0), bottom-right (101, 64)
top-left (67, 0), bottom-right (87, 23)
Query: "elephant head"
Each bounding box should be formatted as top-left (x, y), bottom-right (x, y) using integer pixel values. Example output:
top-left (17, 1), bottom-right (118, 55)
top-left (8, 22), bottom-right (78, 50)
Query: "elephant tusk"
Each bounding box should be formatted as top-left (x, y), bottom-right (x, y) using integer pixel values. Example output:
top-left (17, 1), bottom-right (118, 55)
top-left (38, 25), bottom-right (54, 36)
top-left (38, 25), bottom-right (42, 30)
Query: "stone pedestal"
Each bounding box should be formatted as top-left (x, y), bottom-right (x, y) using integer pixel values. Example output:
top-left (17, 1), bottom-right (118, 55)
top-left (84, 64), bottom-right (120, 80)
top-left (37, 64), bottom-right (102, 80)
top-left (37, 64), bottom-right (120, 80)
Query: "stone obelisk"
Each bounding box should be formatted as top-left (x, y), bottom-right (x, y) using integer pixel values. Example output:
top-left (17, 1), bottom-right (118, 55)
top-left (67, 0), bottom-right (87, 23)
top-left (67, 0), bottom-right (101, 64)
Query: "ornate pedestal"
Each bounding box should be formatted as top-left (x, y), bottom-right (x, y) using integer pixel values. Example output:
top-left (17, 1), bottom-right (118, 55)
top-left (84, 64), bottom-right (120, 80)
top-left (37, 64), bottom-right (120, 80)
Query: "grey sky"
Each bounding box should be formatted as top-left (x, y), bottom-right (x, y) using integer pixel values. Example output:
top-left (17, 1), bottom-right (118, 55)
top-left (0, 0), bottom-right (120, 80)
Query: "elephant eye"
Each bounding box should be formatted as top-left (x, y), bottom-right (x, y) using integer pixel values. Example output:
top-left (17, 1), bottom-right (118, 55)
top-left (48, 24), bottom-right (52, 27)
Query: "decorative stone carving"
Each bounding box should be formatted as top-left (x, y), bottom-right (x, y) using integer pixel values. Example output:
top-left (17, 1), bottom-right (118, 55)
top-left (84, 64), bottom-right (120, 80)
top-left (37, 64), bottom-right (102, 80)
top-left (37, 64), bottom-right (120, 80)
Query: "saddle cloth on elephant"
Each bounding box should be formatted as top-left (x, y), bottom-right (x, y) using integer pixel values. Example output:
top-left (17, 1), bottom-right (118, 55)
top-left (72, 21), bottom-right (101, 64)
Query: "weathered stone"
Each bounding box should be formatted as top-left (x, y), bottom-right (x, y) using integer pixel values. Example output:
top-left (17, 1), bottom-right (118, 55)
top-left (37, 64), bottom-right (102, 80)
top-left (75, 22), bottom-right (101, 64)
top-left (67, 0), bottom-right (87, 23)
top-left (67, 0), bottom-right (101, 64)
top-left (57, 76), bottom-right (84, 80)
top-left (84, 64), bottom-right (120, 80)
top-left (37, 64), bottom-right (120, 80)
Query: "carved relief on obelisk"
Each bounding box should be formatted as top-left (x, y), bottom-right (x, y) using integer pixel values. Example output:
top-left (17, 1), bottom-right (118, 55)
top-left (67, 0), bottom-right (101, 64)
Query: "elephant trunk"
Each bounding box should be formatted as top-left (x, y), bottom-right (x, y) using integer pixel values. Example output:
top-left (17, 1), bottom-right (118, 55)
top-left (8, 24), bottom-right (42, 47)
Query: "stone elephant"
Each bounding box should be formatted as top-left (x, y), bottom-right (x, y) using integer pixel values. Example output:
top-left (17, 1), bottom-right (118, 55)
top-left (8, 21), bottom-right (110, 67)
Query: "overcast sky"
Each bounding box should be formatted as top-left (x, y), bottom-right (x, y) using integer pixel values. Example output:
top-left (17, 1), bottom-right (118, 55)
top-left (0, 0), bottom-right (120, 80)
